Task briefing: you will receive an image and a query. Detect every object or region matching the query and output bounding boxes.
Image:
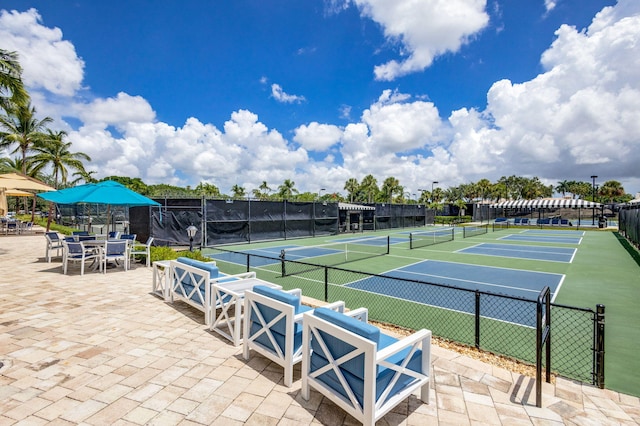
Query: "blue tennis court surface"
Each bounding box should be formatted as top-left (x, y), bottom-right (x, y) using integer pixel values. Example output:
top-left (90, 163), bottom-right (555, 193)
top-left (523, 229), bottom-right (585, 236)
top-left (346, 260), bottom-right (563, 326)
top-left (458, 243), bottom-right (576, 263)
top-left (208, 245), bottom-right (293, 267)
top-left (499, 234), bottom-right (582, 244)
top-left (331, 235), bottom-right (405, 245)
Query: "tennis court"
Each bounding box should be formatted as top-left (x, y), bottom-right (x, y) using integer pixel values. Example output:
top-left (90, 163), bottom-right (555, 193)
top-left (457, 243), bottom-right (576, 263)
top-left (345, 259), bottom-right (564, 326)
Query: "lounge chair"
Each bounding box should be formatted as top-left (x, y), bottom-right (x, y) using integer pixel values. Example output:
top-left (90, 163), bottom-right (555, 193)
top-left (242, 286), bottom-right (345, 386)
top-left (302, 307), bottom-right (431, 425)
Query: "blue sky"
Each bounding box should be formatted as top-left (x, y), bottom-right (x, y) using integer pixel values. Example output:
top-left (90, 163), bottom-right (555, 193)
top-left (1, 0), bottom-right (639, 197)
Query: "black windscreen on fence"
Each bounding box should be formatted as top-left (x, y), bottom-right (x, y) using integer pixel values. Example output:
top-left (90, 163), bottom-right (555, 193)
top-left (149, 198), bottom-right (435, 246)
top-left (619, 205), bottom-right (640, 247)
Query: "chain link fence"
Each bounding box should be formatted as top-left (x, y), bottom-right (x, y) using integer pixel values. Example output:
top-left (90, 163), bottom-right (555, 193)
top-left (206, 246), bottom-right (602, 385)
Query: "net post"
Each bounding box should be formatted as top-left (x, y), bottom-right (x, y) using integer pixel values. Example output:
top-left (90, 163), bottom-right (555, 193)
top-left (595, 304), bottom-right (605, 389)
top-left (386, 236), bottom-right (390, 254)
top-left (280, 249), bottom-right (286, 277)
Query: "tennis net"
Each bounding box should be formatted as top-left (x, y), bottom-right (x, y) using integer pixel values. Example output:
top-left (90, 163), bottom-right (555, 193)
top-left (463, 224), bottom-right (489, 238)
top-left (280, 236), bottom-right (390, 276)
top-left (409, 228), bottom-right (454, 249)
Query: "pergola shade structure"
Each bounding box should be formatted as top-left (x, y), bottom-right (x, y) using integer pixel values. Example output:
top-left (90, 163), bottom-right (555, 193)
top-left (490, 199), bottom-right (601, 209)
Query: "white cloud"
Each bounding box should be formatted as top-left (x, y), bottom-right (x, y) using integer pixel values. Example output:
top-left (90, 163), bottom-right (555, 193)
top-left (354, 0), bottom-right (489, 80)
top-left (76, 92), bottom-right (156, 130)
top-left (271, 83), bottom-right (306, 103)
top-left (2, 2), bottom-right (640, 196)
top-left (0, 8), bottom-right (84, 96)
top-left (361, 89), bottom-right (442, 153)
top-left (293, 123), bottom-right (343, 151)
top-left (544, 0), bottom-right (557, 13)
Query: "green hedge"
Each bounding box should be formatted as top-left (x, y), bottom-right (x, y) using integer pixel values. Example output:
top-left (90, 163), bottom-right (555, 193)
top-left (434, 215), bottom-right (472, 225)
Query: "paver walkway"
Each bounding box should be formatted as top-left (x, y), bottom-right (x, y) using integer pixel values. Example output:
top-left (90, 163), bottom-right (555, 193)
top-left (1, 233), bottom-right (639, 425)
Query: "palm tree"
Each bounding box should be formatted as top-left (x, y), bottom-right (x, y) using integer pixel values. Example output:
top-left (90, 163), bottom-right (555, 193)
top-left (344, 178), bottom-right (359, 203)
top-left (277, 179), bottom-right (298, 200)
top-left (231, 184), bottom-right (246, 199)
top-left (381, 177), bottom-right (402, 203)
top-left (71, 169), bottom-right (98, 185)
top-left (555, 180), bottom-right (570, 198)
top-left (360, 174), bottom-right (378, 204)
top-left (194, 182), bottom-right (221, 198)
top-left (476, 178), bottom-right (492, 202)
top-left (0, 103), bottom-right (53, 174)
top-left (30, 130), bottom-right (91, 188)
top-left (0, 49), bottom-right (28, 114)
top-left (258, 181), bottom-right (271, 200)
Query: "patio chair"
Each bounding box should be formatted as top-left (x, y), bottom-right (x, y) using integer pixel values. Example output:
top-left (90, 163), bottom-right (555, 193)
top-left (120, 233), bottom-right (137, 242)
top-left (102, 240), bottom-right (129, 272)
top-left (108, 231), bottom-right (121, 239)
top-left (243, 285), bottom-right (345, 387)
top-left (62, 241), bottom-right (101, 275)
top-left (130, 237), bottom-right (153, 267)
top-left (5, 221), bottom-right (18, 235)
top-left (301, 307), bottom-right (431, 426)
top-left (45, 232), bottom-right (64, 262)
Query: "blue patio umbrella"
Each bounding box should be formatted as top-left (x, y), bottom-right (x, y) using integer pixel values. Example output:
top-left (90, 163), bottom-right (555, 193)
top-left (39, 180), bottom-right (160, 206)
top-left (38, 180), bottom-right (160, 230)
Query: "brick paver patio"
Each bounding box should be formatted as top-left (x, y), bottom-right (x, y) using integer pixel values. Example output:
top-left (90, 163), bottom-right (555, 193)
top-left (1, 232), bottom-right (639, 425)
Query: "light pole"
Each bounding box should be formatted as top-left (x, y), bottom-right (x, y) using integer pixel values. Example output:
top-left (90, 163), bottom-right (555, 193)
top-left (591, 175), bottom-right (598, 225)
top-left (186, 225), bottom-right (197, 252)
top-left (431, 181), bottom-right (438, 203)
top-left (318, 188), bottom-right (326, 201)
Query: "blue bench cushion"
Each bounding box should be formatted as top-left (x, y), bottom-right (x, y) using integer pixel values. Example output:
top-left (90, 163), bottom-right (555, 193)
top-left (310, 307), bottom-right (423, 407)
top-left (174, 258), bottom-right (220, 305)
top-left (176, 257), bottom-right (219, 278)
top-left (248, 286), bottom-right (311, 353)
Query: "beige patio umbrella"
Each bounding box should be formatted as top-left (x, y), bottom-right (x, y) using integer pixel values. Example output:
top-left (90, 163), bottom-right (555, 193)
top-left (0, 173), bottom-right (55, 221)
top-left (0, 173), bottom-right (55, 191)
top-left (0, 188), bottom-right (36, 216)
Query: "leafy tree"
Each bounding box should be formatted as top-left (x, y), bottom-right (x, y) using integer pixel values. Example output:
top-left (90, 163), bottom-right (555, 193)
top-left (0, 49), bottom-right (28, 114)
top-left (0, 103), bottom-right (53, 174)
top-left (599, 180), bottom-right (625, 203)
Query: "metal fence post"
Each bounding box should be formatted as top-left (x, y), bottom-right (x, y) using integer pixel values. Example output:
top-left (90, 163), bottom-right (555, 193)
top-left (536, 286), bottom-right (551, 408)
top-left (475, 290), bottom-right (481, 348)
top-left (595, 304), bottom-right (606, 388)
top-left (324, 266), bottom-right (329, 302)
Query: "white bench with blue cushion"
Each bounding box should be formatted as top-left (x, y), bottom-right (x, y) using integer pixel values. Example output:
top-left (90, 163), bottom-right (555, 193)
top-left (169, 257), bottom-right (255, 326)
top-left (243, 285), bottom-right (345, 387)
top-left (302, 307), bottom-right (431, 426)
